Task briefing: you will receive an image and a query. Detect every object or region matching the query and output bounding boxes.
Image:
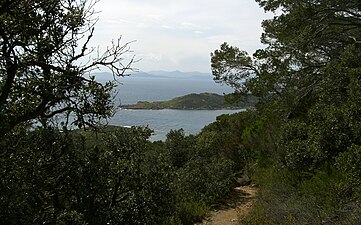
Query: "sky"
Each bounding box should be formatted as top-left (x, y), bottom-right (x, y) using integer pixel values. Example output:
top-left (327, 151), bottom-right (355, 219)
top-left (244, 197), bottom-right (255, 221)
top-left (91, 0), bottom-right (271, 73)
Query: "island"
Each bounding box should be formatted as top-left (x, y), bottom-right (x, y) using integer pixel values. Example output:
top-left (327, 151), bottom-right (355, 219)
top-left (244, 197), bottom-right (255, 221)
top-left (121, 92), bottom-right (256, 110)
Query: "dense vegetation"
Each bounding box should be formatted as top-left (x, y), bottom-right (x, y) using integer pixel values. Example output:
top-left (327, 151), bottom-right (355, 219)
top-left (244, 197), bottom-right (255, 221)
top-left (2, 0), bottom-right (361, 224)
top-left (122, 92), bottom-right (256, 110)
top-left (0, 1), bottom-right (242, 224)
top-left (210, 0), bottom-right (361, 224)
top-left (0, 124), bottom-right (244, 224)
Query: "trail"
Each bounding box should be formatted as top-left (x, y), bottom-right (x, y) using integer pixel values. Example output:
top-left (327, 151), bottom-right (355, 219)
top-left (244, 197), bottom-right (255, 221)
top-left (196, 186), bottom-right (256, 225)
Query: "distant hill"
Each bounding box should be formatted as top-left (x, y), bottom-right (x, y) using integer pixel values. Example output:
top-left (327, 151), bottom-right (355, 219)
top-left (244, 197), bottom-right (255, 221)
top-left (92, 70), bottom-right (213, 81)
top-left (121, 92), bottom-right (256, 110)
top-left (146, 70), bottom-right (212, 79)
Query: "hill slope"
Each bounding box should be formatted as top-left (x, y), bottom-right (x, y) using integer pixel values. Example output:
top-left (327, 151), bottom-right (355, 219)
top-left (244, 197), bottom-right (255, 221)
top-left (122, 92), bottom-right (254, 110)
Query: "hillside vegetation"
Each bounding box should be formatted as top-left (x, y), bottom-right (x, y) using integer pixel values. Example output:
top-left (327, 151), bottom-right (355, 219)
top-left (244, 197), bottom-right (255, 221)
top-left (209, 0), bottom-right (361, 224)
top-left (122, 92), bottom-right (256, 110)
top-left (2, 0), bottom-right (361, 224)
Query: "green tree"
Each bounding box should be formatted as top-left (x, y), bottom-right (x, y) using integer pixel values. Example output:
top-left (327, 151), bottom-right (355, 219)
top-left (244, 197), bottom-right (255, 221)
top-left (212, 0), bottom-right (361, 223)
top-left (0, 126), bottom-right (176, 225)
top-left (211, 0), bottom-right (361, 117)
top-left (0, 0), bottom-right (134, 136)
top-left (165, 129), bottom-right (195, 168)
top-left (211, 0), bottom-right (361, 168)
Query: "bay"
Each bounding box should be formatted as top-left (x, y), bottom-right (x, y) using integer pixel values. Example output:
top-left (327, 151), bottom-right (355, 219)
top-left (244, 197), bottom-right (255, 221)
top-left (105, 74), bottom-right (242, 141)
top-left (114, 76), bottom-right (233, 104)
top-left (108, 109), bottom-right (245, 141)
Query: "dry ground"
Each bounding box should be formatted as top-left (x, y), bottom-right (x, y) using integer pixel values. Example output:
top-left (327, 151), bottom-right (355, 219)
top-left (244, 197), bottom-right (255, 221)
top-left (195, 186), bottom-right (257, 225)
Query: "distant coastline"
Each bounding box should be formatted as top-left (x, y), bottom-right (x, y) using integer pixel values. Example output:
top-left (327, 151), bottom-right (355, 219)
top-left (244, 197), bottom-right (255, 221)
top-left (120, 92), bottom-right (255, 110)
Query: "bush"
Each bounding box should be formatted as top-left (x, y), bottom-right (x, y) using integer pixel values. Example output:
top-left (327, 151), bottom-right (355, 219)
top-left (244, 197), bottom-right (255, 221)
top-left (177, 201), bottom-right (209, 225)
top-left (0, 126), bottom-right (176, 225)
top-left (241, 165), bottom-right (360, 225)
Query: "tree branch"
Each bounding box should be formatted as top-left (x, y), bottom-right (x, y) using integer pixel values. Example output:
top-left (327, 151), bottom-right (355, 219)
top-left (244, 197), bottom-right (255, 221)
top-left (0, 34), bottom-right (17, 107)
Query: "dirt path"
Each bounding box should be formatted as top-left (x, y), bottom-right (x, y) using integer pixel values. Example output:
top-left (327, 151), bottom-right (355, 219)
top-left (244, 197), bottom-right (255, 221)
top-left (195, 186), bottom-right (256, 225)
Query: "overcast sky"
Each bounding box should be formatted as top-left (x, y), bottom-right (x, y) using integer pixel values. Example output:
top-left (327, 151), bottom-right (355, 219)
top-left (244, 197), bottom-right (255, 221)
top-left (92, 0), bottom-right (270, 73)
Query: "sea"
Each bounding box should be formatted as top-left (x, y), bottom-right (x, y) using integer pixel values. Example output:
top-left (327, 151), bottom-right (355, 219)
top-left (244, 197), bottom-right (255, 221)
top-left (101, 73), bottom-right (244, 141)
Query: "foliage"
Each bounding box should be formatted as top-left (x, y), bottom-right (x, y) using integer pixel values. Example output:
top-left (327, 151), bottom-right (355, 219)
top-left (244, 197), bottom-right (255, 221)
top-left (201, 111), bottom-right (256, 171)
top-left (163, 128), bottom-right (238, 224)
top-left (176, 201), bottom-right (209, 225)
top-left (165, 129), bottom-right (194, 168)
top-left (0, 126), bottom-right (175, 225)
top-left (5, 0), bottom-right (361, 224)
top-left (0, 122), bottom-right (248, 224)
top-left (336, 145), bottom-right (361, 199)
top-left (211, 43), bottom-right (255, 95)
top-left (0, 1), bottom-right (241, 223)
top-left (123, 92), bottom-right (255, 110)
top-left (211, 0), bottom-right (361, 224)
top-left (0, 0), bottom-right (134, 137)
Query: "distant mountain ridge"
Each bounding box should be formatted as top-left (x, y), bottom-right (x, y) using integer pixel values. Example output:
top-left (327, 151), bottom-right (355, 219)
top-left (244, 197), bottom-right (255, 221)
top-left (145, 70), bottom-right (212, 79)
top-left (92, 70), bottom-right (213, 81)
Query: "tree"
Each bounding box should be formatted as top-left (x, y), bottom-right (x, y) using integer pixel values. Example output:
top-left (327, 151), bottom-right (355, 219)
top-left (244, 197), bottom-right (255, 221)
top-left (0, 0), bottom-right (134, 136)
top-left (0, 126), bottom-right (177, 225)
top-left (211, 0), bottom-right (361, 158)
top-left (165, 129), bottom-right (195, 168)
top-left (211, 0), bottom-right (361, 118)
top-left (212, 1), bottom-right (361, 222)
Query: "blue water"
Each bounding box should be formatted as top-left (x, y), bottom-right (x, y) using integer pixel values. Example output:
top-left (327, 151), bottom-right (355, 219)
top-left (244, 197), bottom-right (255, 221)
top-left (107, 76), bottom-right (242, 141)
top-left (109, 109), bottom-right (244, 141)
top-left (115, 76), bottom-right (233, 104)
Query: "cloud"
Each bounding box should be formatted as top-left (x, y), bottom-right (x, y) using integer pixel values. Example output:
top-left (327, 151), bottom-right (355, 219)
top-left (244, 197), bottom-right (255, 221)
top-left (138, 53), bottom-right (163, 62)
top-left (161, 25), bottom-right (174, 30)
top-left (93, 0), bottom-right (271, 72)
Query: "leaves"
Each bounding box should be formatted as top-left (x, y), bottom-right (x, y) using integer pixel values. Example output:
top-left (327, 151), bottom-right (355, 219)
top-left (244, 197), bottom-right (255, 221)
top-left (212, 0), bottom-right (361, 223)
top-left (211, 42), bottom-right (257, 95)
top-left (0, 0), bottom-right (134, 136)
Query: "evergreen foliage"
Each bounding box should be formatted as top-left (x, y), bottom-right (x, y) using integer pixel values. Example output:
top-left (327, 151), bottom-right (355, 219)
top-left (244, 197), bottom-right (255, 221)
top-left (122, 92), bottom-right (256, 110)
top-left (0, 0), bottom-right (134, 137)
top-left (2, 0), bottom-right (361, 224)
top-left (211, 0), bottom-right (361, 223)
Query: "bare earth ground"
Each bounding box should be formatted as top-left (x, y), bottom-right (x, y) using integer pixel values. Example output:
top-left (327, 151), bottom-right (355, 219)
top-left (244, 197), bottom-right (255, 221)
top-left (195, 186), bottom-right (257, 225)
